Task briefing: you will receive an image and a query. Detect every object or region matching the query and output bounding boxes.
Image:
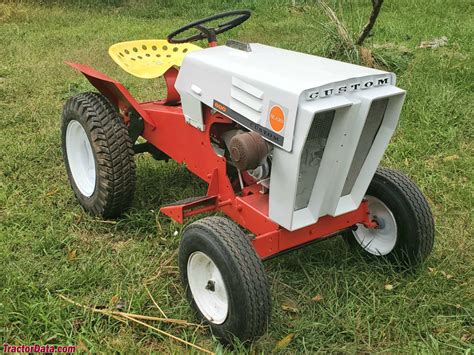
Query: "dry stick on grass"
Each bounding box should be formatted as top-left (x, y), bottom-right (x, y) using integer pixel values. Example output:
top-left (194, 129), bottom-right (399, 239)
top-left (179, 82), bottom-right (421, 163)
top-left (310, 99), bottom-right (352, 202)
top-left (58, 294), bottom-right (201, 326)
top-left (115, 312), bottom-right (199, 325)
top-left (93, 219), bottom-right (117, 224)
top-left (144, 250), bottom-right (178, 284)
top-left (144, 284), bottom-right (168, 319)
top-left (119, 313), bottom-right (213, 354)
top-left (58, 295), bottom-right (211, 354)
top-left (127, 292), bottom-right (134, 313)
top-left (357, 0), bottom-right (385, 46)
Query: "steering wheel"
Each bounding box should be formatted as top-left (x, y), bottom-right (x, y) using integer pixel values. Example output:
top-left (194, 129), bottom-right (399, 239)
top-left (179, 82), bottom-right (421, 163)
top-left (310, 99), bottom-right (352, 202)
top-left (167, 10), bottom-right (251, 45)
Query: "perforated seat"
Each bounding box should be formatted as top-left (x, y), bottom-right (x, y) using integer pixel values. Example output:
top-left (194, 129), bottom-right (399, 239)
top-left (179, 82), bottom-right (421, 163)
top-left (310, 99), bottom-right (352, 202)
top-left (109, 40), bottom-right (201, 79)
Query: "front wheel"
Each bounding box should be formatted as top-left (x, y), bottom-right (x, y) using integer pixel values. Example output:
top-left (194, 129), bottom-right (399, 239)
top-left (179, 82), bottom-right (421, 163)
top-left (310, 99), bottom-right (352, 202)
top-left (178, 217), bottom-right (271, 344)
top-left (343, 168), bottom-right (435, 267)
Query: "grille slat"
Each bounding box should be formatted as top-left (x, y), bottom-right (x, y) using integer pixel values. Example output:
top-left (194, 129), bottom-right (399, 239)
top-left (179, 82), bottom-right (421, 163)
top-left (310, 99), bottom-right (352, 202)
top-left (341, 98), bottom-right (389, 196)
top-left (294, 110), bottom-right (335, 211)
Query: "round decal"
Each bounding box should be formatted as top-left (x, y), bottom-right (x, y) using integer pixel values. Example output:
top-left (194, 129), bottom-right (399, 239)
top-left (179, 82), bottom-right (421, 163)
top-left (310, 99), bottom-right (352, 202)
top-left (269, 105), bottom-right (285, 132)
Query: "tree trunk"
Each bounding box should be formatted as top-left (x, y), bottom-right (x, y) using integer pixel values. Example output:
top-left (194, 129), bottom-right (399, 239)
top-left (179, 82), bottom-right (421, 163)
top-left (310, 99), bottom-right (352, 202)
top-left (356, 0), bottom-right (384, 46)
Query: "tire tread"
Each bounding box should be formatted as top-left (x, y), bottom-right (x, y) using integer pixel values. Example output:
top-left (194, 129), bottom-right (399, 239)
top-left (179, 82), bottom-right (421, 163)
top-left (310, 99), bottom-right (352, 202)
top-left (375, 168), bottom-right (435, 261)
top-left (343, 168), bottom-right (434, 265)
top-left (182, 216), bottom-right (271, 342)
top-left (61, 92), bottom-right (135, 218)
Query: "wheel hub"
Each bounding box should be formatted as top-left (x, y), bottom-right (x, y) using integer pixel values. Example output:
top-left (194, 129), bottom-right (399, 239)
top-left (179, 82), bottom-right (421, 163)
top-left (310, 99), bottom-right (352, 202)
top-left (372, 215), bottom-right (386, 229)
top-left (352, 196), bottom-right (397, 255)
top-left (187, 251), bottom-right (229, 324)
top-left (205, 280), bottom-right (216, 292)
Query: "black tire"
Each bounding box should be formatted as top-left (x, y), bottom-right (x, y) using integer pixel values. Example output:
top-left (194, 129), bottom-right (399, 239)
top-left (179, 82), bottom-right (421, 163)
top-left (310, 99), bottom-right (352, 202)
top-left (61, 92), bottom-right (136, 218)
top-left (178, 216), bottom-right (271, 344)
top-left (343, 168), bottom-right (434, 266)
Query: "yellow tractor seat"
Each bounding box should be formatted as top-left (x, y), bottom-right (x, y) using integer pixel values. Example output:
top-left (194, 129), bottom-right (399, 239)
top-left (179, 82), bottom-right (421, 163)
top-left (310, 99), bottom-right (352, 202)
top-left (108, 40), bottom-right (202, 79)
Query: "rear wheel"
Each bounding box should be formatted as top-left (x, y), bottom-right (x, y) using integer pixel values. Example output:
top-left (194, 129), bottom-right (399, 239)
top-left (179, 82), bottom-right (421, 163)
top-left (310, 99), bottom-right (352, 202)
top-left (61, 92), bottom-right (136, 218)
top-left (178, 216), bottom-right (271, 344)
top-left (343, 168), bottom-right (434, 266)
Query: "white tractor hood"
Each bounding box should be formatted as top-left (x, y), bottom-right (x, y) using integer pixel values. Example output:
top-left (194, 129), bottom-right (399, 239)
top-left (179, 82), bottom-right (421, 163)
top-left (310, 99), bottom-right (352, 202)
top-left (175, 43), bottom-right (395, 152)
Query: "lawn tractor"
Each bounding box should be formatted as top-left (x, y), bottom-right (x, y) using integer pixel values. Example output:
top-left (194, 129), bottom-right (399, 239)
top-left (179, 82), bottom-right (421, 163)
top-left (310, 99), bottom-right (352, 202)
top-left (61, 10), bottom-right (434, 344)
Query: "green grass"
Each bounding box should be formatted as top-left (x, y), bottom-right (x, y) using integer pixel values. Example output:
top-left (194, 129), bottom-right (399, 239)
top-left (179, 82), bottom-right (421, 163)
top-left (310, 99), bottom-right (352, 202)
top-left (1, 0), bottom-right (473, 353)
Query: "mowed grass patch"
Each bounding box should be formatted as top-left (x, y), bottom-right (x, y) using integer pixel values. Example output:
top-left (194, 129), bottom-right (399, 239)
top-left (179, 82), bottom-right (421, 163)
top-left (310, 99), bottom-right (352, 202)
top-left (1, 0), bottom-right (473, 353)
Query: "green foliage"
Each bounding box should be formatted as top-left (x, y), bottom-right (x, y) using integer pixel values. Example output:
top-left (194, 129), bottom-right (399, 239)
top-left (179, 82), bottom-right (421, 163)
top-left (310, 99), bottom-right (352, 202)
top-left (1, 0), bottom-right (473, 353)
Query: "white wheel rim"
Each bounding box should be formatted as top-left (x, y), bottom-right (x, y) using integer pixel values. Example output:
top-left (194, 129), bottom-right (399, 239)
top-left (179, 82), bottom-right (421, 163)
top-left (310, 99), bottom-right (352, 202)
top-left (187, 251), bottom-right (229, 324)
top-left (66, 120), bottom-right (96, 197)
top-left (353, 196), bottom-right (397, 256)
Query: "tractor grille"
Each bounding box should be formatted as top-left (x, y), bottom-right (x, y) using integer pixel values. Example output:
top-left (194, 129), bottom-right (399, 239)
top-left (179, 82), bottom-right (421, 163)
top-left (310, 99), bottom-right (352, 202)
top-left (294, 110), bottom-right (335, 210)
top-left (341, 98), bottom-right (389, 196)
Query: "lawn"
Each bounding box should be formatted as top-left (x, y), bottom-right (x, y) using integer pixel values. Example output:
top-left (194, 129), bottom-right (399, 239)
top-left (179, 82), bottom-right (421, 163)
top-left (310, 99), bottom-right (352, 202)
top-left (1, 0), bottom-right (473, 353)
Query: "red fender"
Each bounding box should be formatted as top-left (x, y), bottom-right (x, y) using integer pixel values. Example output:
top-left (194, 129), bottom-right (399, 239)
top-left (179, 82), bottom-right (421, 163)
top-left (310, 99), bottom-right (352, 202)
top-left (65, 62), bottom-right (155, 128)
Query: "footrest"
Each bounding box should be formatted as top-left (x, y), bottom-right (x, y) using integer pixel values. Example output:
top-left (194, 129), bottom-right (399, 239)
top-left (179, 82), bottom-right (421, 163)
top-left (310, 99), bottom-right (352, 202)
top-left (160, 195), bottom-right (217, 223)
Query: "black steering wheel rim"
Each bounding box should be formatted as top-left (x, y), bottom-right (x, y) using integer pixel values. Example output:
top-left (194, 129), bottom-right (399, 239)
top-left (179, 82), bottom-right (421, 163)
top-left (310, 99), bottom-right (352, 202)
top-left (167, 10), bottom-right (251, 44)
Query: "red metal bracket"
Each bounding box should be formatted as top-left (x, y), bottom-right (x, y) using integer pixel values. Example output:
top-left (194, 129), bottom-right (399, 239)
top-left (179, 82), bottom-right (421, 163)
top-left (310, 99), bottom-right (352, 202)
top-left (163, 67), bottom-right (180, 105)
top-left (160, 196), bottom-right (218, 224)
top-left (160, 168), bottom-right (233, 223)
